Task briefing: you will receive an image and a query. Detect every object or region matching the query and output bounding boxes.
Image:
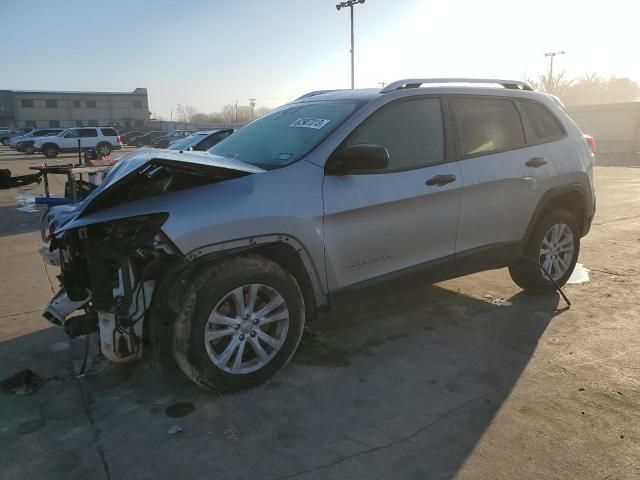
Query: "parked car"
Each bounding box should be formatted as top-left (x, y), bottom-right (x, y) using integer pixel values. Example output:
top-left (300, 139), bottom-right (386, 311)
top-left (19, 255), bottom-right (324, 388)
top-left (1, 127), bottom-right (34, 146)
top-left (39, 78), bottom-right (595, 392)
top-left (34, 127), bottom-right (122, 158)
top-left (10, 128), bottom-right (64, 150)
top-left (151, 130), bottom-right (193, 148)
top-left (167, 129), bottom-right (234, 151)
top-left (130, 131), bottom-right (165, 146)
top-left (120, 131), bottom-right (144, 144)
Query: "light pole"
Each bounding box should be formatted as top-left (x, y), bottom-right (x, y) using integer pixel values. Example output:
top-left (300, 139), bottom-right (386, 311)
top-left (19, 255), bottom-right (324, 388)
top-left (336, 0), bottom-right (365, 89)
top-left (544, 50), bottom-right (565, 92)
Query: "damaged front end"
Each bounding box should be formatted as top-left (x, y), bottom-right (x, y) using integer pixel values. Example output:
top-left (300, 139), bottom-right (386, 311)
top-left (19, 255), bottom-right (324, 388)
top-left (39, 150), bottom-right (261, 363)
top-left (44, 214), bottom-right (173, 362)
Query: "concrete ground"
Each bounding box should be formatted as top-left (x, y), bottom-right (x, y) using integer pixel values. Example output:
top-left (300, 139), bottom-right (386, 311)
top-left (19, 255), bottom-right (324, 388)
top-left (0, 146), bottom-right (638, 480)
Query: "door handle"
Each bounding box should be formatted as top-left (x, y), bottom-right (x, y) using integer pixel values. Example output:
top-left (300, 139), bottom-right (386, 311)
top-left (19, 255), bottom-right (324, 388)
top-left (525, 157), bottom-right (547, 168)
top-left (425, 174), bottom-right (456, 186)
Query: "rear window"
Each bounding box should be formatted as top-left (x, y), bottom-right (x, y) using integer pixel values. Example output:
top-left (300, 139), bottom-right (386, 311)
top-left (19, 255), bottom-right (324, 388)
top-left (519, 101), bottom-right (565, 141)
top-left (100, 127), bottom-right (118, 137)
top-left (452, 97), bottom-right (525, 156)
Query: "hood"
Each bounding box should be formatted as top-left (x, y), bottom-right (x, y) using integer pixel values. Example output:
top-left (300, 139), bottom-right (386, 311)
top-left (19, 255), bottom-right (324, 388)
top-left (50, 149), bottom-right (264, 234)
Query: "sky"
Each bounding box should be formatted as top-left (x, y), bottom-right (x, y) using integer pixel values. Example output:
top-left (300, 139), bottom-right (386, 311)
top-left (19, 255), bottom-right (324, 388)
top-left (1, 0), bottom-right (638, 119)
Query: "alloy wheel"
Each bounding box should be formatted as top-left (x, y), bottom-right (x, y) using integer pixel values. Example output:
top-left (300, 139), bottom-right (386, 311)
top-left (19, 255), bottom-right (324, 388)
top-left (204, 284), bottom-right (289, 374)
top-left (539, 223), bottom-right (575, 281)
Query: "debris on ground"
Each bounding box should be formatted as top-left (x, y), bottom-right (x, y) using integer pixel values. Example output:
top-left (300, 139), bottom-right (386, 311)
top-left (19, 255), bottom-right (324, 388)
top-left (167, 425), bottom-right (183, 435)
top-left (0, 369), bottom-right (45, 395)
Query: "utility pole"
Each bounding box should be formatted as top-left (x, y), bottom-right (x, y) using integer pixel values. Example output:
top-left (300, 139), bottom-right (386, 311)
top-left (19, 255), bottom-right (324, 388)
top-left (249, 98), bottom-right (256, 120)
top-left (378, 81), bottom-right (387, 88)
top-left (336, 0), bottom-right (366, 89)
top-left (544, 51), bottom-right (565, 93)
top-left (235, 100), bottom-right (238, 123)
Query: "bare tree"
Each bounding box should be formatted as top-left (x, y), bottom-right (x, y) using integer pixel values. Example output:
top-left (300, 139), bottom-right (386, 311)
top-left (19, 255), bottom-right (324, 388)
top-left (178, 104), bottom-right (197, 123)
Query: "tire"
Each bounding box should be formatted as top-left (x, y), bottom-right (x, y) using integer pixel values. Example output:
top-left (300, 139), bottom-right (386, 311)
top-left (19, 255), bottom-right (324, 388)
top-left (42, 143), bottom-right (59, 158)
top-left (24, 144), bottom-right (34, 155)
top-left (172, 255), bottom-right (306, 392)
top-left (509, 209), bottom-right (580, 293)
top-left (97, 142), bottom-right (112, 157)
top-left (1, 138), bottom-right (9, 146)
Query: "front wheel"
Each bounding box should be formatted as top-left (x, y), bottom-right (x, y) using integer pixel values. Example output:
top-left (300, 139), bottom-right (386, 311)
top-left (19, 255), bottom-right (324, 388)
top-left (172, 255), bottom-right (305, 392)
top-left (509, 209), bottom-right (580, 293)
top-left (23, 144), bottom-right (35, 154)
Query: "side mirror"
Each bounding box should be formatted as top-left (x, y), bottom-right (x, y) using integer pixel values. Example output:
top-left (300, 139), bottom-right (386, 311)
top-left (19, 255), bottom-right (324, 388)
top-left (326, 144), bottom-right (389, 175)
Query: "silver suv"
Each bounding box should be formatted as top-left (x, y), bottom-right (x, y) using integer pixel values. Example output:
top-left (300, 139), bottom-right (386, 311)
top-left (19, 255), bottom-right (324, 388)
top-left (40, 78), bottom-right (595, 391)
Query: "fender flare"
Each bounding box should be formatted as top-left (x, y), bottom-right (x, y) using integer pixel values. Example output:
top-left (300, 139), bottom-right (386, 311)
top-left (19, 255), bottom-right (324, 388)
top-left (521, 183), bottom-right (589, 251)
top-left (184, 234), bottom-right (328, 309)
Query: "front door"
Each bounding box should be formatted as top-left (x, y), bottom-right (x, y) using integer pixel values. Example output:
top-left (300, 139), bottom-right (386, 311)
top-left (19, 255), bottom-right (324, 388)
top-left (323, 97), bottom-right (462, 290)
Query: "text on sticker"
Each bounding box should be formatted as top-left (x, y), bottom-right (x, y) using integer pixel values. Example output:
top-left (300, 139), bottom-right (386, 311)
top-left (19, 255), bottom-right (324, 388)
top-left (289, 118), bottom-right (331, 129)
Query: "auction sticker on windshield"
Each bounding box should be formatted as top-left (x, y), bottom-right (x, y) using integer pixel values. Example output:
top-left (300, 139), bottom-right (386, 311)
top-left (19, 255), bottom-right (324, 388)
top-left (289, 118), bottom-right (331, 129)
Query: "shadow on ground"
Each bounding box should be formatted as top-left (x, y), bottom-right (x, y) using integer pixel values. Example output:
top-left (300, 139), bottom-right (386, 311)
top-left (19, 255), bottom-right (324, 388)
top-left (0, 270), bottom-right (564, 480)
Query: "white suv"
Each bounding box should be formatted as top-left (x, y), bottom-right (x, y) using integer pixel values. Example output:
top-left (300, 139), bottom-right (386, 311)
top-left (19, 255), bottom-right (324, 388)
top-left (34, 127), bottom-right (122, 158)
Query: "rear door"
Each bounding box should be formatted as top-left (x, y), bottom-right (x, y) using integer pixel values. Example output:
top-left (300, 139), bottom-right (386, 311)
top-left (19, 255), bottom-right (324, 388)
top-left (323, 96), bottom-right (463, 290)
top-left (79, 128), bottom-right (99, 148)
top-left (451, 96), bottom-right (551, 259)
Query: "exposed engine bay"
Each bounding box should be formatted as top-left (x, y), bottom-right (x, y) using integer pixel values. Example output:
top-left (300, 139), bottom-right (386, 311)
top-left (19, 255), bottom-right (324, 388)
top-left (39, 152), bottom-right (258, 364)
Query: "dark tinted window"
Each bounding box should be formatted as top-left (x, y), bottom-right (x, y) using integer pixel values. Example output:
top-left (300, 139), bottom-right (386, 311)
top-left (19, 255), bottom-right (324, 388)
top-left (345, 98), bottom-right (444, 170)
top-left (198, 131), bottom-right (232, 150)
top-left (46, 100), bottom-right (57, 108)
top-left (22, 99), bottom-right (34, 108)
top-left (25, 120), bottom-right (36, 127)
top-left (86, 100), bottom-right (97, 108)
top-left (65, 129), bottom-right (79, 138)
top-left (100, 127), bottom-right (118, 136)
top-left (49, 120), bottom-right (60, 128)
top-left (520, 101), bottom-right (565, 140)
top-left (79, 129), bottom-right (98, 138)
top-left (452, 97), bottom-right (525, 156)
top-left (73, 100), bottom-right (81, 108)
top-left (133, 100), bottom-right (143, 108)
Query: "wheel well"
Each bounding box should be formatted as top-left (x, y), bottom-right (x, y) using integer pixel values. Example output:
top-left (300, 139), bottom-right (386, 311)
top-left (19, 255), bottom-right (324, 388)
top-left (251, 243), bottom-right (318, 321)
top-left (541, 190), bottom-right (585, 233)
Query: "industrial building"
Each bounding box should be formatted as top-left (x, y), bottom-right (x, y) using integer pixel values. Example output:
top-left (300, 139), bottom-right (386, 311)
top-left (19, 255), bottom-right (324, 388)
top-left (0, 88), bottom-right (150, 129)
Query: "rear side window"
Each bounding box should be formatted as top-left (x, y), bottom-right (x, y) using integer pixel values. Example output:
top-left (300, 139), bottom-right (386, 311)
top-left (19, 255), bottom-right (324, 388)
top-left (346, 98), bottom-right (444, 170)
top-left (198, 131), bottom-right (232, 150)
top-left (100, 128), bottom-right (118, 137)
top-left (519, 101), bottom-right (565, 141)
top-left (452, 97), bottom-right (525, 156)
top-left (79, 129), bottom-right (98, 138)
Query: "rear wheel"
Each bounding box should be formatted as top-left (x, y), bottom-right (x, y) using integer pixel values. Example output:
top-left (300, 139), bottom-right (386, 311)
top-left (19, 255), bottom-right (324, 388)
top-left (172, 255), bottom-right (305, 392)
top-left (509, 209), bottom-right (580, 293)
top-left (97, 142), bottom-right (112, 157)
top-left (42, 144), bottom-right (59, 158)
top-left (23, 144), bottom-right (34, 154)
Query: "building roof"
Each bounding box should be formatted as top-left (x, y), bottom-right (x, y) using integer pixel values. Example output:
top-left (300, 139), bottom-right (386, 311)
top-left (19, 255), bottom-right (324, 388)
top-left (7, 88), bottom-right (147, 96)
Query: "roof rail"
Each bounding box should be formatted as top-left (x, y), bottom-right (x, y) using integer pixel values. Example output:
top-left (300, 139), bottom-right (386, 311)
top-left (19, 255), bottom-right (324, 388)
top-left (296, 89), bottom-right (343, 100)
top-left (380, 78), bottom-right (534, 93)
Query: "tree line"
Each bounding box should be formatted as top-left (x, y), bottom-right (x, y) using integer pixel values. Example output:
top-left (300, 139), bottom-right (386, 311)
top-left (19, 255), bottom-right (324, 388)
top-left (526, 73), bottom-right (639, 106)
top-left (175, 104), bottom-right (273, 124)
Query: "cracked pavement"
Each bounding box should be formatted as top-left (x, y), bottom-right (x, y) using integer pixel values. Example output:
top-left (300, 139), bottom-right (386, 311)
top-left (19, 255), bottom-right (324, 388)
top-left (0, 148), bottom-right (639, 479)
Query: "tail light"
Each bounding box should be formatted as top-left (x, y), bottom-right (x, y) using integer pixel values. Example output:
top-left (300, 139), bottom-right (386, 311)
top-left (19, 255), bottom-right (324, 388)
top-left (584, 134), bottom-right (596, 153)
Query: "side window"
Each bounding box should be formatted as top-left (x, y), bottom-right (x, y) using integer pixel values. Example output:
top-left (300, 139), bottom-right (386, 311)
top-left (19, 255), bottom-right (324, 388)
top-left (198, 131), bottom-right (232, 150)
top-left (65, 129), bottom-right (79, 138)
top-left (46, 100), bottom-right (57, 108)
top-left (451, 97), bottom-right (525, 156)
top-left (346, 98), bottom-right (444, 170)
top-left (86, 100), bottom-right (97, 108)
top-left (519, 101), bottom-right (565, 141)
top-left (100, 128), bottom-right (118, 137)
top-left (79, 129), bottom-right (98, 138)
top-left (48, 120), bottom-right (60, 128)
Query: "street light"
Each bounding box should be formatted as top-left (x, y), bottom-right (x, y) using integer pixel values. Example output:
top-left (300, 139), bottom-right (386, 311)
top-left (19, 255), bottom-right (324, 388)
top-left (544, 50), bottom-right (565, 87)
top-left (336, 0), bottom-right (366, 89)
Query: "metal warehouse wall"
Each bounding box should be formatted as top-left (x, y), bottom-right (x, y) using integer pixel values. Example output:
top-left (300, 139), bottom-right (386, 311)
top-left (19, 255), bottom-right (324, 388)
top-left (567, 102), bottom-right (640, 154)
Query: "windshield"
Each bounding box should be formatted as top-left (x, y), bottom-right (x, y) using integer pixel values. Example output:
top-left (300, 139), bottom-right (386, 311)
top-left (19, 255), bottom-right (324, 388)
top-left (169, 132), bottom-right (208, 150)
top-left (208, 101), bottom-right (360, 168)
